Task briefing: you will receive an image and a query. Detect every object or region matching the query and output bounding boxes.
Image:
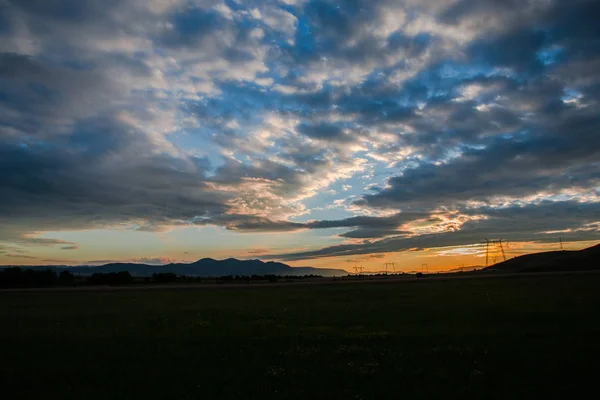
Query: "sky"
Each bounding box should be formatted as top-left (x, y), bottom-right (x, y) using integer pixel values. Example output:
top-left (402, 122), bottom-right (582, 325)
top-left (1, 0), bottom-right (599, 272)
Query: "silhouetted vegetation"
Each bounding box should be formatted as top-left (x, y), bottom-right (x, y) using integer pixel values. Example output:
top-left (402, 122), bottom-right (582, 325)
top-left (59, 270), bottom-right (75, 283)
top-left (0, 267), bottom-right (334, 289)
top-left (86, 271), bottom-right (133, 286)
top-left (216, 274), bottom-right (285, 283)
top-left (1, 264), bottom-right (481, 290)
top-left (0, 267), bottom-right (58, 288)
top-left (151, 272), bottom-right (178, 283)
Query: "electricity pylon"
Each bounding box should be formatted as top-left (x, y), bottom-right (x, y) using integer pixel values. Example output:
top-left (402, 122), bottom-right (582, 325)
top-left (498, 238), bottom-right (506, 262)
top-left (384, 262), bottom-right (396, 274)
top-left (484, 238), bottom-right (507, 267)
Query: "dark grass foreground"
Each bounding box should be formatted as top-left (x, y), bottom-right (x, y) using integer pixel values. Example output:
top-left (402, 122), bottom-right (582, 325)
top-left (2, 274), bottom-right (600, 399)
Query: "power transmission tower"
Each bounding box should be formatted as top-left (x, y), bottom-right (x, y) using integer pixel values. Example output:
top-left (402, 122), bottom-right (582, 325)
top-left (559, 237), bottom-right (564, 250)
top-left (498, 238), bottom-right (506, 262)
top-left (421, 263), bottom-right (428, 273)
top-left (485, 238), bottom-right (507, 266)
top-left (353, 265), bottom-right (364, 275)
top-left (384, 262), bottom-right (396, 274)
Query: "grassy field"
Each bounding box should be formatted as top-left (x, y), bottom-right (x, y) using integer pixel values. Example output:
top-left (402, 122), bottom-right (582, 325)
top-left (2, 274), bottom-right (600, 399)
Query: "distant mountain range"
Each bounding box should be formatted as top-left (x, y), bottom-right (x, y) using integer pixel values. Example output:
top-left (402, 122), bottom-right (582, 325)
top-left (484, 243), bottom-right (600, 273)
top-left (1, 258), bottom-right (348, 277)
top-left (446, 265), bottom-right (483, 273)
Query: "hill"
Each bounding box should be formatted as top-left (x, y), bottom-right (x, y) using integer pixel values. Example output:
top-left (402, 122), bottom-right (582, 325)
top-left (484, 243), bottom-right (600, 273)
top-left (1, 258), bottom-right (348, 277)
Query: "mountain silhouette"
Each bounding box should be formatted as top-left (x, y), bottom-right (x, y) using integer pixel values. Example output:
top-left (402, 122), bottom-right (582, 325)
top-left (484, 243), bottom-right (600, 273)
top-left (3, 258), bottom-right (347, 277)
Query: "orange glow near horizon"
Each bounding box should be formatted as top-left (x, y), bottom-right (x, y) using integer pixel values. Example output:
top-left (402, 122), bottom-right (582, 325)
top-left (4, 239), bottom-right (597, 275)
top-left (284, 240), bottom-right (599, 273)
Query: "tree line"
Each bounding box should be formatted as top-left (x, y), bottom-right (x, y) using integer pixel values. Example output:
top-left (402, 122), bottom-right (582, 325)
top-left (0, 267), bottom-right (326, 288)
top-left (0, 267), bottom-right (134, 288)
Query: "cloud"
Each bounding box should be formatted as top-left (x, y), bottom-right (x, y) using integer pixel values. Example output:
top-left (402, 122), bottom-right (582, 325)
top-left (359, 122), bottom-right (600, 209)
top-left (84, 257), bottom-right (178, 265)
top-left (5, 254), bottom-right (38, 259)
top-left (296, 122), bottom-right (353, 142)
top-left (1, 0), bottom-right (600, 264)
top-left (41, 259), bottom-right (75, 263)
top-left (0, 115), bottom-right (231, 241)
top-left (262, 200), bottom-right (600, 260)
top-left (222, 217), bottom-right (307, 233)
top-left (468, 28), bottom-right (546, 72)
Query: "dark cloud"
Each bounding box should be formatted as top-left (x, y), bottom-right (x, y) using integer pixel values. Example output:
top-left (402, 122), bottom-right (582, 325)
top-left (5, 254), bottom-right (38, 259)
top-left (83, 257), bottom-right (176, 265)
top-left (0, 116), bottom-right (231, 242)
top-left (468, 28), bottom-right (546, 72)
top-left (205, 216), bottom-right (307, 233)
top-left (337, 228), bottom-right (410, 239)
top-left (266, 201), bottom-right (600, 260)
top-left (161, 7), bottom-right (227, 48)
top-left (9, 0), bottom-right (120, 21)
top-left (307, 213), bottom-right (427, 229)
top-left (296, 122), bottom-right (354, 142)
top-left (0, 52), bottom-right (119, 136)
top-left (360, 111), bottom-right (600, 209)
top-left (41, 259), bottom-right (74, 263)
top-left (438, 0), bottom-right (533, 27)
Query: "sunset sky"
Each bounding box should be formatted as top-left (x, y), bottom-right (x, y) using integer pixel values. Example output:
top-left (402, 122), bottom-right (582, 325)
top-left (1, 0), bottom-right (599, 272)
